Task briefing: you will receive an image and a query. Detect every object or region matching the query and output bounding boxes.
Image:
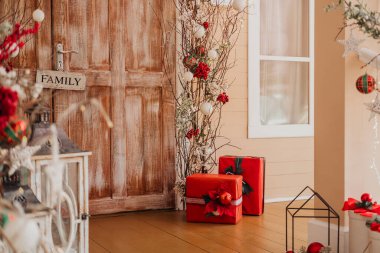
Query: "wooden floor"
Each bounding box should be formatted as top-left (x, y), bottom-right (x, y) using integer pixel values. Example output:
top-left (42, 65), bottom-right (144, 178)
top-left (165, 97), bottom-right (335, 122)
top-left (89, 201), bottom-right (310, 253)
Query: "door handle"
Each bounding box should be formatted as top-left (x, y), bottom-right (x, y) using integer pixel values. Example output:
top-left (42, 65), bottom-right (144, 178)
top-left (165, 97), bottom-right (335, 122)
top-left (56, 43), bottom-right (79, 71)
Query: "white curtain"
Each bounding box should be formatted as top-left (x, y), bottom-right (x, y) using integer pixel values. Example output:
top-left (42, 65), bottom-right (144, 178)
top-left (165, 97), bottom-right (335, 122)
top-left (260, 0), bottom-right (309, 126)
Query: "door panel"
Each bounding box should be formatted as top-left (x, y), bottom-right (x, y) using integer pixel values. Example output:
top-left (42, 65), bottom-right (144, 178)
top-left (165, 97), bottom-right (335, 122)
top-left (51, 0), bottom-right (176, 214)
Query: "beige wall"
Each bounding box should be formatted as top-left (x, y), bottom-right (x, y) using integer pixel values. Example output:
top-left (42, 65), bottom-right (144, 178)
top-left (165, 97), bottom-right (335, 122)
top-left (314, 0), bottom-right (380, 225)
top-left (216, 14), bottom-right (314, 201)
top-left (344, 0), bottom-right (380, 210)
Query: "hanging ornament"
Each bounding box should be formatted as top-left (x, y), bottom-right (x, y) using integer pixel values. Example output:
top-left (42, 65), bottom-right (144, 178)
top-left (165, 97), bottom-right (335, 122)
top-left (196, 46), bottom-right (207, 56)
top-left (193, 25), bottom-right (206, 39)
top-left (183, 71), bottom-right (194, 82)
top-left (200, 102), bottom-right (213, 115)
top-left (208, 49), bottom-right (218, 60)
top-left (183, 55), bottom-right (198, 69)
top-left (203, 22), bottom-right (209, 29)
top-left (0, 116), bottom-right (31, 148)
top-left (232, 0), bottom-right (246, 12)
top-left (32, 9), bottom-right (45, 23)
top-left (338, 32), bottom-right (365, 58)
top-left (356, 73), bottom-right (376, 94)
top-left (307, 242), bottom-right (324, 253)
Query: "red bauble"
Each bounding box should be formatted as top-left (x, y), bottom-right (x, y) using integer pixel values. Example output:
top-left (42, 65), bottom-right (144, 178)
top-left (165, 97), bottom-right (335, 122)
top-left (183, 55), bottom-right (198, 69)
top-left (356, 73), bottom-right (376, 94)
top-left (0, 116), bottom-right (31, 148)
top-left (196, 46), bottom-right (207, 56)
top-left (361, 193), bottom-right (372, 202)
top-left (307, 242), bottom-right (324, 253)
top-left (203, 22), bottom-right (209, 29)
top-left (219, 191), bottom-right (232, 206)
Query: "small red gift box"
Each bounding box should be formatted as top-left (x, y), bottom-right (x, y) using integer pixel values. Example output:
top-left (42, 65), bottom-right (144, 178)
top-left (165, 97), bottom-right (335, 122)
top-left (186, 174), bottom-right (243, 224)
top-left (219, 156), bottom-right (265, 215)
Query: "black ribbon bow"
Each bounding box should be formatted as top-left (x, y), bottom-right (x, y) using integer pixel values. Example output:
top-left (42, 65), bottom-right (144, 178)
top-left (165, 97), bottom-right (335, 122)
top-left (224, 157), bottom-right (253, 195)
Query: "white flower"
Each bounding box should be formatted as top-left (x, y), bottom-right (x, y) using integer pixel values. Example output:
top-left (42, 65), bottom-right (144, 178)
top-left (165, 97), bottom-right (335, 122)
top-left (183, 72), bottom-right (194, 82)
top-left (194, 25), bottom-right (206, 39)
top-left (11, 84), bottom-right (26, 99)
top-left (32, 9), bottom-right (45, 23)
top-left (208, 49), bottom-right (218, 60)
top-left (232, 0), bottom-right (246, 12)
top-left (200, 102), bottom-right (213, 115)
top-left (32, 83), bottom-right (43, 98)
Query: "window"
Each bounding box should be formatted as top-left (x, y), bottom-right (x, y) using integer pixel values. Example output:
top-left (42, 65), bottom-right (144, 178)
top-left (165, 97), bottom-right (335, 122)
top-left (248, 0), bottom-right (314, 138)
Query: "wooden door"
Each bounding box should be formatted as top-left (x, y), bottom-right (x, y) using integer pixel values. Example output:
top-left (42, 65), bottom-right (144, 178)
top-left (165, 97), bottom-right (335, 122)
top-left (51, 0), bottom-right (176, 214)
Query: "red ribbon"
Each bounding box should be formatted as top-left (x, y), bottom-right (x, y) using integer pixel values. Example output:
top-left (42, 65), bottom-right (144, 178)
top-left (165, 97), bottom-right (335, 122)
top-left (342, 198), bottom-right (380, 215)
top-left (370, 222), bottom-right (380, 233)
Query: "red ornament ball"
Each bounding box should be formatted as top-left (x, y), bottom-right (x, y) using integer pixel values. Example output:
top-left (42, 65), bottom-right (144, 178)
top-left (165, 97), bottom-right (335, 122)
top-left (203, 22), bottom-right (209, 29)
top-left (356, 73), bottom-right (376, 94)
top-left (0, 116), bottom-right (31, 148)
top-left (219, 191), bottom-right (232, 205)
top-left (361, 193), bottom-right (372, 202)
top-left (307, 242), bottom-right (324, 253)
top-left (196, 46), bottom-right (207, 56)
top-left (183, 55), bottom-right (198, 69)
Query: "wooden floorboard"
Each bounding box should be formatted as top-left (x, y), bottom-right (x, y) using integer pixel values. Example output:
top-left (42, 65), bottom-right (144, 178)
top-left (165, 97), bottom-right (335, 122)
top-left (89, 201), bottom-right (310, 253)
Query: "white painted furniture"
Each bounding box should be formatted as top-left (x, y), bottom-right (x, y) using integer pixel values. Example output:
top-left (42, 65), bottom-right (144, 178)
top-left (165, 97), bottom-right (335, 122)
top-left (370, 230), bottom-right (380, 253)
top-left (30, 152), bottom-right (91, 253)
top-left (348, 211), bottom-right (370, 253)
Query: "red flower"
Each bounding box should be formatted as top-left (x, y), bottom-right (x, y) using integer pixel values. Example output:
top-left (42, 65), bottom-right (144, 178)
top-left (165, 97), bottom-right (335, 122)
top-left (203, 22), bottom-right (209, 29)
top-left (217, 92), bottom-right (229, 104)
top-left (361, 193), bottom-right (372, 202)
top-left (0, 86), bottom-right (18, 131)
top-left (186, 128), bottom-right (200, 139)
top-left (193, 62), bottom-right (210, 80)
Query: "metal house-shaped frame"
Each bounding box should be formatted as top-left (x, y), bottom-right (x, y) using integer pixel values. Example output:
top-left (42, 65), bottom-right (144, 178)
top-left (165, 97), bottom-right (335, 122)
top-left (286, 186), bottom-right (340, 252)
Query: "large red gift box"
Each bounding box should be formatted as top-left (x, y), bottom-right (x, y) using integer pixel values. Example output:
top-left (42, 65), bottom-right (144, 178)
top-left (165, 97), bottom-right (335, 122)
top-left (186, 174), bottom-right (243, 224)
top-left (219, 156), bottom-right (265, 215)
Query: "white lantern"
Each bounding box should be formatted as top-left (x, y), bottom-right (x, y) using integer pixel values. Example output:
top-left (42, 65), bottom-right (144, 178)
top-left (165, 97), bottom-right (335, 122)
top-left (194, 25), bottom-right (206, 39)
top-left (232, 0), bottom-right (246, 12)
top-left (32, 9), bottom-right (45, 23)
top-left (200, 102), bottom-right (213, 115)
top-left (183, 72), bottom-right (194, 82)
top-left (208, 49), bottom-right (218, 60)
top-left (27, 109), bottom-right (91, 253)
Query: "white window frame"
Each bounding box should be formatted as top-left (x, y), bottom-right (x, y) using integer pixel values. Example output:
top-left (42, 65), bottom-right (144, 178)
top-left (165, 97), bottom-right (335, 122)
top-left (248, 0), bottom-right (315, 138)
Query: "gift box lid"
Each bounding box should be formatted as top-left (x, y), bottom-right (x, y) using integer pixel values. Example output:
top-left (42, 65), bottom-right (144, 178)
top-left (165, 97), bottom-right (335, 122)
top-left (186, 174), bottom-right (242, 200)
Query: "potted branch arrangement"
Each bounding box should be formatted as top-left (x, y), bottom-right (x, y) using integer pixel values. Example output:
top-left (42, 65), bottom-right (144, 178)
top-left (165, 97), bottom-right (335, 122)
top-left (165, 0), bottom-right (247, 209)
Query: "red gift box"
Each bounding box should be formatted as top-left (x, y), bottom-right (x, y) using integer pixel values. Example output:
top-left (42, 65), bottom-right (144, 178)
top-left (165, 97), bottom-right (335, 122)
top-left (219, 156), bottom-right (265, 215)
top-left (186, 174), bottom-right (243, 224)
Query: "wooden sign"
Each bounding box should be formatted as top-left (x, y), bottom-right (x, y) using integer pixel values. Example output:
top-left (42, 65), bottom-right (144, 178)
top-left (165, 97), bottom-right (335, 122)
top-left (36, 70), bottom-right (86, 90)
